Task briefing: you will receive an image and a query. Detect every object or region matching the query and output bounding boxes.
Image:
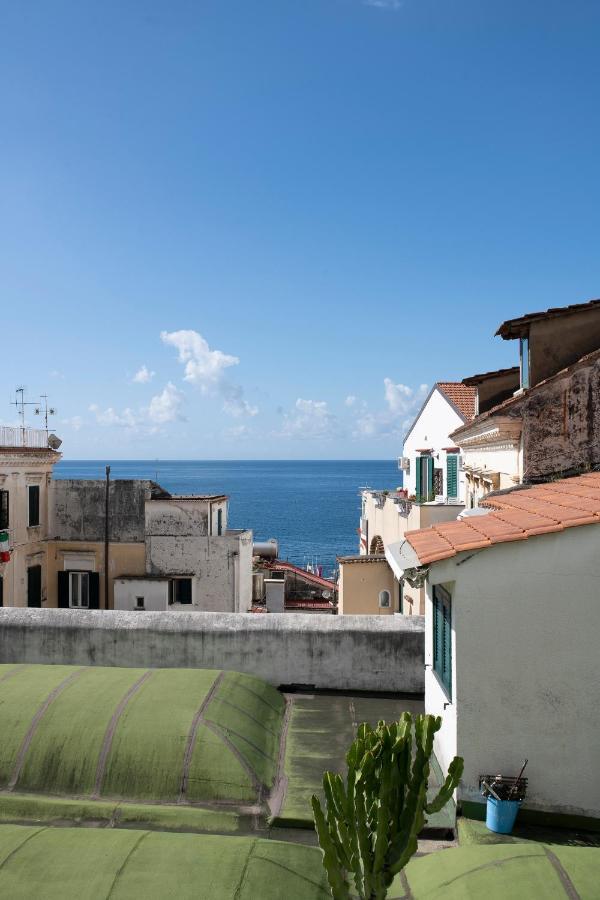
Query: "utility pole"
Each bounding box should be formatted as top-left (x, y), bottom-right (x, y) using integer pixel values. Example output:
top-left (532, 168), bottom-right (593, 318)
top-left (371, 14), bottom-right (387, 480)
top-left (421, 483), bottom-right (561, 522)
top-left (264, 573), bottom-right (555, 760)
top-left (104, 466), bottom-right (111, 610)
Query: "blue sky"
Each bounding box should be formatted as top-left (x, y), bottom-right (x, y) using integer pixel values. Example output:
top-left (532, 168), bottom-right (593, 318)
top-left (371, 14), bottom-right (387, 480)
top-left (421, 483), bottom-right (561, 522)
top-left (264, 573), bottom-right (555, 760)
top-left (2, 0), bottom-right (599, 459)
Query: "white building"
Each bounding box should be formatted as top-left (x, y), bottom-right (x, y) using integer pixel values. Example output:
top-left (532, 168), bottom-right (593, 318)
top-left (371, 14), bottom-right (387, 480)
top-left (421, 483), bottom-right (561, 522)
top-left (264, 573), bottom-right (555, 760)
top-left (114, 495), bottom-right (253, 613)
top-left (404, 472), bottom-right (600, 824)
top-left (343, 382), bottom-right (475, 616)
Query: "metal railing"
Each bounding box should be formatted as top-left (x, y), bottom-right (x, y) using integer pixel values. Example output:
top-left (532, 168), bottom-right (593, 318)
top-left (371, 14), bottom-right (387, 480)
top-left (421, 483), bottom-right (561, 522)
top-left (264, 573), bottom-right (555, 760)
top-left (0, 426), bottom-right (49, 449)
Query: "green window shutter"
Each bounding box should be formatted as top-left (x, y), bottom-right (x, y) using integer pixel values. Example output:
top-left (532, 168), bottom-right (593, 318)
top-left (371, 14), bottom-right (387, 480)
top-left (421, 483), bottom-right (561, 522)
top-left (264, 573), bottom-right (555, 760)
top-left (89, 573), bottom-right (100, 609)
top-left (427, 457), bottom-right (434, 497)
top-left (58, 572), bottom-right (69, 608)
top-left (415, 458), bottom-right (421, 498)
top-left (433, 585), bottom-right (452, 698)
top-left (447, 454), bottom-right (458, 498)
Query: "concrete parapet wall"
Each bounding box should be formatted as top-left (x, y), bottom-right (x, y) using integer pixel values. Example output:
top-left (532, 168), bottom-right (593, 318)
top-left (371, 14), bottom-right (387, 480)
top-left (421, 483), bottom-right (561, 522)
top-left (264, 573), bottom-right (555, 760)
top-left (0, 609), bottom-right (424, 694)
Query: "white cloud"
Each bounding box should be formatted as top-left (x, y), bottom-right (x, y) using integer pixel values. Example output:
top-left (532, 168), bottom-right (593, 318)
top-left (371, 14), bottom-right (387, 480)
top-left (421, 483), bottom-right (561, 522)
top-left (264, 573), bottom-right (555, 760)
top-left (89, 404), bottom-right (139, 428)
top-left (161, 329), bottom-right (257, 417)
top-left (345, 395), bottom-right (357, 407)
top-left (61, 415), bottom-right (84, 431)
top-left (353, 380), bottom-right (429, 439)
top-left (278, 398), bottom-right (339, 440)
top-left (133, 365), bottom-right (155, 384)
top-left (148, 382), bottom-right (184, 424)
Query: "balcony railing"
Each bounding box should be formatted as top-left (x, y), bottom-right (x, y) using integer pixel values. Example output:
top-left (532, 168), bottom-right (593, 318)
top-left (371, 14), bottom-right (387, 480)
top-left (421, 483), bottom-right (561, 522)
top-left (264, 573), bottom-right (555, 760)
top-left (0, 426), bottom-right (50, 449)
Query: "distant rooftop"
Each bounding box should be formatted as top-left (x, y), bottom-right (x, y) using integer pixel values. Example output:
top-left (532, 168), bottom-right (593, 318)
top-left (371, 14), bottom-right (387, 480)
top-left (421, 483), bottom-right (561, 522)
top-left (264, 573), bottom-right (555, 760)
top-left (496, 297), bottom-right (600, 339)
top-left (149, 494), bottom-right (228, 502)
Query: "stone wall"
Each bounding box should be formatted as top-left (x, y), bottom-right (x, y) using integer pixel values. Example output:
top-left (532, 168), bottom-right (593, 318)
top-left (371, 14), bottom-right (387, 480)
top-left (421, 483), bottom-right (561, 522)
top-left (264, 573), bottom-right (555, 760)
top-left (0, 608), bottom-right (425, 694)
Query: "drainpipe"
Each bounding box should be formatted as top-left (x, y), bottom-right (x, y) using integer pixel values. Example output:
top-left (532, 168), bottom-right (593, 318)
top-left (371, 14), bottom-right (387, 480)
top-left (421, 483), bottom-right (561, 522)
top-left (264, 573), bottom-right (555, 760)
top-left (104, 466), bottom-right (110, 610)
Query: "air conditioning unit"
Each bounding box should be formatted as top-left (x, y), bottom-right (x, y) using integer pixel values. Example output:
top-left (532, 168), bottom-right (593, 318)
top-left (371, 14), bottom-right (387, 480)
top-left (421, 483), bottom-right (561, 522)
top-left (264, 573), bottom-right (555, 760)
top-left (398, 457), bottom-right (410, 473)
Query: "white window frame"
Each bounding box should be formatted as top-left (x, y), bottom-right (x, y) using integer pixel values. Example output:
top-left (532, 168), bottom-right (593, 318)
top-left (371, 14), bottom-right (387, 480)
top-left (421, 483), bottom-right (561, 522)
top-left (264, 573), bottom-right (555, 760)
top-left (69, 571), bottom-right (90, 608)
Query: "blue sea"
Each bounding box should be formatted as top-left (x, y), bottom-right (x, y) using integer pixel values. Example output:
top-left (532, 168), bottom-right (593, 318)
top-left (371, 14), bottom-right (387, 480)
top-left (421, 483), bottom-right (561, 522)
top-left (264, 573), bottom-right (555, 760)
top-left (54, 460), bottom-right (402, 578)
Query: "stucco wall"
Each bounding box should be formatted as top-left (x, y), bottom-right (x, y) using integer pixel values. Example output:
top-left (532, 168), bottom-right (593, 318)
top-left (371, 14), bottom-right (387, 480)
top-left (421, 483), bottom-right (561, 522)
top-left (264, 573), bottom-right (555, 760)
top-left (0, 608), bottom-right (425, 694)
top-left (114, 578), bottom-right (169, 611)
top-left (339, 559), bottom-right (397, 615)
top-left (529, 309), bottom-right (600, 387)
top-left (425, 525), bottom-right (600, 819)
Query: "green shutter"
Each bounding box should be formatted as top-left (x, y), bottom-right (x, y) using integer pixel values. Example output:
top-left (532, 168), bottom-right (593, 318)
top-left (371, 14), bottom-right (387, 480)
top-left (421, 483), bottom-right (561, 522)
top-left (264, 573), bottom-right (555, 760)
top-left (433, 585), bottom-right (452, 698)
top-left (447, 454), bottom-right (458, 499)
top-left (427, 456), bottom-right (434, 498)
top-left (415, 457), bottom-right (421, 498)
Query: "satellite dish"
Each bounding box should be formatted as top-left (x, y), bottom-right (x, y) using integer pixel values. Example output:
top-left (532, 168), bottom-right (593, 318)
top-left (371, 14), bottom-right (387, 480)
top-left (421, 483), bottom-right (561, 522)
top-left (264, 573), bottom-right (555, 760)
top-left (322, 590), bottom-right (331, 600)
top-left (48, 434), bottom-right (62, 450)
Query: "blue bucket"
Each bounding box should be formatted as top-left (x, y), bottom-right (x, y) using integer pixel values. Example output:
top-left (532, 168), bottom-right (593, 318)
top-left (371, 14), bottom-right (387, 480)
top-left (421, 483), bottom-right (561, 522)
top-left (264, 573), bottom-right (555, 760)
top-left (485, 797), bottom-right (521, 834)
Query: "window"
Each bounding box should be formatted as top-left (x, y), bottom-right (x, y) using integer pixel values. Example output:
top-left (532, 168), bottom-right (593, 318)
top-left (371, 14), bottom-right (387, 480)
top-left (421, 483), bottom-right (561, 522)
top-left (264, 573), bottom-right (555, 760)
top-left (28, 485), bottom-right (40, 527)
top-left (0, 491), bottom-right (8, 529)
top-left (433, 468), bottom-right (443, 496)
top-left (0, 574), bottom-right (3, 607)
top-left (217, 508), bottom-right (223, 536)
top-left (433, 585), bottom-right (452, 697)
top-left (135, 596), bottom-right (145, 610)
top-left (379, 589), bottom-right (391, 609)
top-left (398, 579), bottom-right (403, 614)
top-left (69, 572), bottom-right (89, 608)
top-left (415, 455), bottom-right (433, 502)
top-left (446, 454), bottom-right (458, 499)
top-left (169, 578), bottom-right (192, 605)
top-left (519, 336), bottom-right (530, 389)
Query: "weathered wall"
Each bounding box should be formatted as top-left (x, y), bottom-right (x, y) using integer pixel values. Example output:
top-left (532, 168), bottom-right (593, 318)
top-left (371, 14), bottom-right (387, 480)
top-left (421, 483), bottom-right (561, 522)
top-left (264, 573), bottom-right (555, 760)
top-left (522, 352), bottom-right (600, 480)
top-left (0, 608), bottom-right (425, 693)
top-left (425, 525), bottom-right (600, 819)
top-left (50, 480), bottom-right (152, 543)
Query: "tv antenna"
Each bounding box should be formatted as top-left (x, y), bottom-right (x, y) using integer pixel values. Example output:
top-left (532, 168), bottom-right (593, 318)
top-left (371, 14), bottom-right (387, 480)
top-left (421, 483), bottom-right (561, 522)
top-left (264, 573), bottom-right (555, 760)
top-left (13, 388), bottom-right (57, 433)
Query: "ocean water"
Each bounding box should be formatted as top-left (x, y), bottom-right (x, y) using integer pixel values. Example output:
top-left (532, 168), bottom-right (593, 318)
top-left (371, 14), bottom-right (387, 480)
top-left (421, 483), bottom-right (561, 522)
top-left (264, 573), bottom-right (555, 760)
top-left (54, 460), bottom-right (402, 578)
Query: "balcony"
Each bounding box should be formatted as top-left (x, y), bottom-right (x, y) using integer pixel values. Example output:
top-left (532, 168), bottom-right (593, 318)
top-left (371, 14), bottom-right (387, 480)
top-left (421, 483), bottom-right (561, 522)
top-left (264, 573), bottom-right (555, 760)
top-left (0, 426), bottom-right (53, 449)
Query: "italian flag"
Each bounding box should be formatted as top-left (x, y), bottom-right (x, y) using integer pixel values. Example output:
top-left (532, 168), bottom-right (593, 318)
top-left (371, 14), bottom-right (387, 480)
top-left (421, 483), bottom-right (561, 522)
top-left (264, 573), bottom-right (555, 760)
top-left (0, 530), bottom-right (9, 563)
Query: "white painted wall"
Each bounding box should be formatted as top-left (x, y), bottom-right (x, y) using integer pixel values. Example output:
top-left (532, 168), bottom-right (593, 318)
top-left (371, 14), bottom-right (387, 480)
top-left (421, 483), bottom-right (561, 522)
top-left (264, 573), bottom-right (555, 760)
top-left (114, 578), bottom-right (169, 611)
top-left (403, 388), bottom-right (467, 500)
top-left (425, 525), bottom-right (600, 819)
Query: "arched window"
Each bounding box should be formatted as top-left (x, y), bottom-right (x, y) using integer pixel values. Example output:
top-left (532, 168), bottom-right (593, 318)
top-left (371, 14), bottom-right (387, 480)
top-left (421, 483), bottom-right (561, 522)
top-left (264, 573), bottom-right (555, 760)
top-left (370, 535), bottom-right (384, 554)
top-left (379, 589), bottom-right (391, 609)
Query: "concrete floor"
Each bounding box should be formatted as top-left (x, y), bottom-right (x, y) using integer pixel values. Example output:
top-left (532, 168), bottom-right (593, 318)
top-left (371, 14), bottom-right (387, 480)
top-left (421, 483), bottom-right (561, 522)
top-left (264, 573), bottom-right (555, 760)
top-left (271, 692), bottom-right (455, 838)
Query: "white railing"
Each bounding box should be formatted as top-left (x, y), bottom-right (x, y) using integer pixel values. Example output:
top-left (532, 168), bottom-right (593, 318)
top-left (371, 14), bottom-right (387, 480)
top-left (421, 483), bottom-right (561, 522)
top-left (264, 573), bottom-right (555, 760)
top-left (0, 426), bottom-right (49, 449)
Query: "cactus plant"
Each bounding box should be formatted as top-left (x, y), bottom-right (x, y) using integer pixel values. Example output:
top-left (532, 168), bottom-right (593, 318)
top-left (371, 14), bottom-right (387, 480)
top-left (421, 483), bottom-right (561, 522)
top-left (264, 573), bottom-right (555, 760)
top-left (311, 713), bottom-right (463, 900)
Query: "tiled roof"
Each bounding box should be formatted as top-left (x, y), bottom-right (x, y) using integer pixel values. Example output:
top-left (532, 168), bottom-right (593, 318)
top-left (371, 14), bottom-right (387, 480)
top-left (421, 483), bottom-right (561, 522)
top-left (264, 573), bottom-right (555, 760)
top-left (405, 473), bottom-right (600, 565)
top-left (496, 298), bottom-right (600, 339)
top-left (436, 383), bottom-right (477, 421)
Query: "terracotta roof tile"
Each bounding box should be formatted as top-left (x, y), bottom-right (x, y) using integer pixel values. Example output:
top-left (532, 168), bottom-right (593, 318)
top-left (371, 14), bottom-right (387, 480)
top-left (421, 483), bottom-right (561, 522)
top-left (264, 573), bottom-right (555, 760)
top-left (405, 473), bottom-right (600, 565)
top-left (436, 382), bottom-right (477, 420)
